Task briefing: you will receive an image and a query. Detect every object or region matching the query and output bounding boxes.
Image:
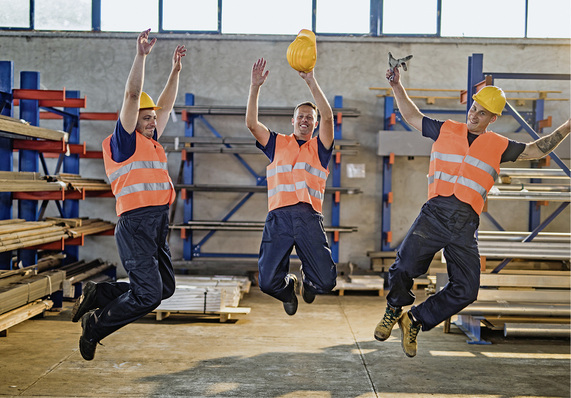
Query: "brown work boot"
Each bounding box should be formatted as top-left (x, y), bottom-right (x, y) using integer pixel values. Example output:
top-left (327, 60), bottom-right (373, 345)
top-left (374, 304), bottom-right (402, 341)
top-left (398, 311), bottom-right (422, 357)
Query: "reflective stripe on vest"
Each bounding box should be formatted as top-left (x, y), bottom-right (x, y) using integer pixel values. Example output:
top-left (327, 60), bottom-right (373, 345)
top-left (266, 134), bottom-right (328, 212)
top-left (428, 120), bottom-right (508, 214)
top-left (102, 130), bottom-right (175, 216)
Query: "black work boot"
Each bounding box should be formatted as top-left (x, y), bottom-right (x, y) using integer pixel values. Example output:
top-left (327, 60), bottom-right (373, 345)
top-left (282, 274), bottom-right (299, 316)
top-left (79, 311), bottom-right (98, 361)
top-left (71, 281), bottom-right (97, 323)
top-left (374, 304), bottom-right (403, 341)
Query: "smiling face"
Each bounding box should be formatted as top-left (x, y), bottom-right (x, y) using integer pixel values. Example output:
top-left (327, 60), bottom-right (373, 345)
top-left (292, 104), bottom-right (318, 141)
top-left (136, 109), bottom-right (157, 139)
top-left (466, 102), bottom-right (497, 135)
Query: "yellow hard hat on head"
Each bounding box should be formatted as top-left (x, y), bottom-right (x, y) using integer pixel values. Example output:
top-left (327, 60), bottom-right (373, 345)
top-left (139, 92), bottom-right (161, 110)
top-left (472, 86), bottom-right (505, 115)
top-left (287, 29), bottom-right (317, 73)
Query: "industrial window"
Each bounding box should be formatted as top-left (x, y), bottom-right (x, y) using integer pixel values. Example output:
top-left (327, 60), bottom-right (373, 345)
top-left (221, 0), bottom-right (312, 35)
top-left (316, 0), bottom-right (370, 34)
top-left (382, 0), bottom-right (438, 35)
top-left (0, 0), bottom-right (30, 29)
top-left (441, 0), bottom-right (525, 38)
top-left (0, 0), bottom-right (569, 39)
top-left (35, 0), bottom-right (92, 31)
top-left (527, 0), bottom-right (571, 38)
top-left (163, 0), bottom-right (218, 32)
top-left (101, 0), bottom-right (159, 32)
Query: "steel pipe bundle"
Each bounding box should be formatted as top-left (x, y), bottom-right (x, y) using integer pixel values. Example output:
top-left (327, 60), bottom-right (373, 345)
top-left (504, 323), bottom-right (570, 338)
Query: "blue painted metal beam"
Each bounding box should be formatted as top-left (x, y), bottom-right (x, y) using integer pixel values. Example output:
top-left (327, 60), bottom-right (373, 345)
top-left (0, 61), bottom-right (14, 269)
top-left (18, 71), bottom-right (40, 266)
top-left (63, 90), bottom-right (80, 263)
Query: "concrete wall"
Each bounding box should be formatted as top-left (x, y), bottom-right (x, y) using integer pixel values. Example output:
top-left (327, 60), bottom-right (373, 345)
top-left (1, 32), bottom-right (569, 274)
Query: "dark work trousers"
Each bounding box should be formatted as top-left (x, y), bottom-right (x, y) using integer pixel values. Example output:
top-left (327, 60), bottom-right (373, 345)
top-left (86, 204), bottom-right (175, 342)
top-left (386, 196), bottom-right (480, 331)
top-left (258, 203), bottom-right (337, 303)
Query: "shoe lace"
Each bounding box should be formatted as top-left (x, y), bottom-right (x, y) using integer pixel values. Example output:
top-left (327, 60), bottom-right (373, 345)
top-left (408, 322), bottom-right (421, 343)
top-left (381, 307), bottom-right (400, 328)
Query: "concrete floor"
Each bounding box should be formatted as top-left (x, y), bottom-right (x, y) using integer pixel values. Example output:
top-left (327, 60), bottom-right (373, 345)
top-left (0, 286), bottom-right (569, 398)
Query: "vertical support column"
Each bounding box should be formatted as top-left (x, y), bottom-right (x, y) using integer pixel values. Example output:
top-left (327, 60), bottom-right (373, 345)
top-left (0, 61), bottom-right (14, 269)
top-left (381, 153), bottom-right (394, 251)
top-left (384, 96), bottom-right (394, 130)
top-left (528, 99), bottom-right (544, 231)
top-left (466, 53), bottom-right (484, 114)
top-left (18, 71), bottom-right (40, 266)
top-left (330, 95), bottom-right (343, 263)
top-left (63, 90), bottom-right (81, 263)
top-left (183, 93), bottom-right (195, 260)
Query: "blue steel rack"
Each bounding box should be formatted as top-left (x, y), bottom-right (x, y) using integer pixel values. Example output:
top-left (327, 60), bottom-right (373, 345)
top-left (379, 53), bottom-right (570, 256)
top-left (177, 94), bottom-right (358, 264)
top-left (0, 60), bottom-right (115, 270)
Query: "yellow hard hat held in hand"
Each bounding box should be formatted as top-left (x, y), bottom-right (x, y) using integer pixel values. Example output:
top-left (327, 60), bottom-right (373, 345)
top-left (287, 29), bottom-right (317, 73)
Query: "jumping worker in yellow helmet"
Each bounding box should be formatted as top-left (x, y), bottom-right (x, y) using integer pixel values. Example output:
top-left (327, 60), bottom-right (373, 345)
top-left (374, 62), bottom-right (570, 358)
top-left (72, 29), bottom-right (186, 361)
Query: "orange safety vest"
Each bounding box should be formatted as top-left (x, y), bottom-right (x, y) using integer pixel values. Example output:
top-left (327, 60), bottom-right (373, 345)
top-left (428, 120), bottom-right (508, 215)
top-left (267, 134), bottom-right (329, 213)
top-left (102, 131), bottom-right (175, 216)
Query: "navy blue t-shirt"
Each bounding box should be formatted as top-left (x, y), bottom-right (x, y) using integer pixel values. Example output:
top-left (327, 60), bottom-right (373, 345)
top-left (422, 117), bottom-right (525, 163)
top-left (256, 130), bottom-right (333, 169)
top-left (110, 119), bottom-right (158, 163)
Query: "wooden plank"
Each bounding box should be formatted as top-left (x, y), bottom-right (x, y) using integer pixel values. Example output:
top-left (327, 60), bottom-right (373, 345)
top-left (0, 117), bottom-right (67, 141)
top-left (479, 274), bottom-right (570, 289)
top-left (0, 299), bottom-right (53, 333)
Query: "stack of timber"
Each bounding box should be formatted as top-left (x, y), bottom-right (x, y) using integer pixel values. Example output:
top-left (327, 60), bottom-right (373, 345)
top-left (61, 258), bottom-right (115, 298)
top-left (0, 219), bottom-right (69, 252)
top-left (49, 173), bottom-right (110, 191)
top-left (0, 171), bottom-right (64, 192)
top-left (0, 114), bottom-right (67, 141)
top-left (0, 218), bottom-right (115, 253)
top-left (152, 275), bottom-right (251, 322)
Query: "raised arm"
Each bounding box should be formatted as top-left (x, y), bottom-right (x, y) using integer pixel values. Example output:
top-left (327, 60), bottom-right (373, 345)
top-left (299, 70), bottom-right (334, 149)
top-left (387, 67), bottom-right (424, 133)
top-left (155, 45), bottom-right (187, 138)
top-left (517, 118), bottom-right (570, 160)
top-left (120, 29), bottom-right (156, 134)
top-left (246, 58), bottom-right (271, 146)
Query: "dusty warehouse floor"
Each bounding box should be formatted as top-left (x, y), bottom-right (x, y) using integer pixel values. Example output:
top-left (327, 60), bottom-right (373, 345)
top-left (0, 287), bottom-right (569, 398)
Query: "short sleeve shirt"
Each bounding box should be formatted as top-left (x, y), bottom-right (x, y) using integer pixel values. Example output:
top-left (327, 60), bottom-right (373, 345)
top-left (422, 117), bottom-right (525, 163)
top-left (256, 130), bottom-right (333, 169)
top-left (109, 119), bottom-right (158, 163)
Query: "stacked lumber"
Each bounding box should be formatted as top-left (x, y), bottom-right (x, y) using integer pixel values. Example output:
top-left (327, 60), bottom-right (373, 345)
top-left (0, 171), bottom-right (64, 192)
top-left (0, 299), bottom-right (53, 335)
top-left (0, 269), bottom-right (65, 315)
top-left (60, 259), bottom-right (115, 298)
top-left (0, 218), bottom-right (115, 253)
top-left (0, 219), bottom-right (69, 252)
top-left (50, 173), bottom-right (110, 191)
top-left (0, 115), bottom-right (67, 141)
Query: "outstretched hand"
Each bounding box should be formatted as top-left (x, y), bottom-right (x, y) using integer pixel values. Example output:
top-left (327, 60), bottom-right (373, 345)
top-left (137, 29), bottom-right (156, 56)
top-left (251, 58), bottom-right (269, 87)
top-left (172, 45), bottom-right (187, 72)
top-left (386, 66), bottom-right (400, 85)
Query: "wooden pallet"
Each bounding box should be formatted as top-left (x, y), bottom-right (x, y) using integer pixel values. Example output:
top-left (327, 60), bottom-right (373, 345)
top-left (333, 275), bottom-right (384, 296)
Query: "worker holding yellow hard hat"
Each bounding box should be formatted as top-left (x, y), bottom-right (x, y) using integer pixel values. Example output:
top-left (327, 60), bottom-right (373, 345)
top-left (246, 55), bottom-right (337, 317)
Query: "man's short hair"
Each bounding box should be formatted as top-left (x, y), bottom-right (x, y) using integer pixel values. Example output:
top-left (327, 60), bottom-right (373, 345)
top-left (294, 101), bottom-right (318, 117)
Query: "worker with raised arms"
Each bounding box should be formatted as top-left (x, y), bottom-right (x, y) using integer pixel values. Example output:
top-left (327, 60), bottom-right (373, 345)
top-left (71, 29), bottom-right (186, 361)
top-left (375, 62), bottom-right (570, 357)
